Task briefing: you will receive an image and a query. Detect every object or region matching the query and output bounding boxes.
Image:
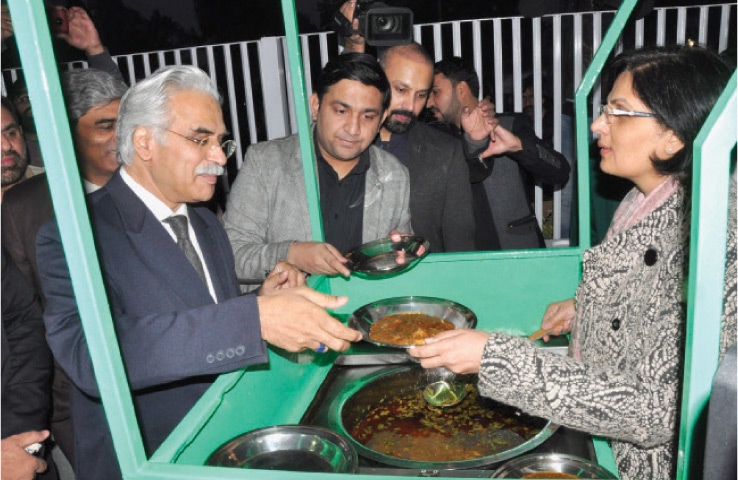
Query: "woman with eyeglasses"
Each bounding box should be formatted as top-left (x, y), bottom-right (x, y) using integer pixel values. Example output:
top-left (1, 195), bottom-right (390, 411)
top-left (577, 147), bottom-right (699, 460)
top-left (409, 45), bottom-right (734, 480)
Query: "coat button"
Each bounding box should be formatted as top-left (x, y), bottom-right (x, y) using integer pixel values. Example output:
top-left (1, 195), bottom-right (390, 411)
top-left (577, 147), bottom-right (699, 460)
top-left (644, 248), bottom-right (658, 266)
top-left (611, 318), bottom-right (621, 331)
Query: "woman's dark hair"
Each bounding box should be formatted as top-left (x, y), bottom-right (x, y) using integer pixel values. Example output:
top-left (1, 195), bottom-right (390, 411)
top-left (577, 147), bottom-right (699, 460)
top-left (314, 52), bottom-right (391, 111)
top-left (606, 45), bottom-right (733, 180)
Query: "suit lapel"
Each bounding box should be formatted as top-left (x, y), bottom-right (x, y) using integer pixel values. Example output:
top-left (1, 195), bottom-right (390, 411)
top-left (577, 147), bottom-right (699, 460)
top-left (105, 172), bottom-right (215, 306)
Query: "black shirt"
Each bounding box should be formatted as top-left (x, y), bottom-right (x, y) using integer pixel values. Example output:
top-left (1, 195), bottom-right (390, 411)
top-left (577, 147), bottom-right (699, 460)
top-left (375, 131), bottom-right (410, 165)
top-left (316, 146), bottom-right (370, 254)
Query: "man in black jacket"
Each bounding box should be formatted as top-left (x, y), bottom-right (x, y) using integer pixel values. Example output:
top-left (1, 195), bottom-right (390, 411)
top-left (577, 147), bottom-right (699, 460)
top-left (426, 57), bottom-right (571, 250)
top-left (371, 43), bottom-right (476, 253)
top-left (1, 247), bottom-right (55, 480)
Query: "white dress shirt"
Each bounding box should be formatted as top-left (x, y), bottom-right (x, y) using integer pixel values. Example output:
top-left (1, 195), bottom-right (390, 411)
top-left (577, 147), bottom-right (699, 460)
top-left (120, 167), bottom-right (218, 302)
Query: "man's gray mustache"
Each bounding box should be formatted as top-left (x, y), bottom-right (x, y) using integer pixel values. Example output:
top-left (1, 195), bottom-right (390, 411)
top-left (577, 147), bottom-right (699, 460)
top-left (195, 163), bottom-right (225, 176)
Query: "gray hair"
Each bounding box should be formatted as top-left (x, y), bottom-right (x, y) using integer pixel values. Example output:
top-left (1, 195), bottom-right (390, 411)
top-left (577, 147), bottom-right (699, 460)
top-left (61, 69), bottom-right (128, 126)
top-left (116, 65), bottom-right (221, 166)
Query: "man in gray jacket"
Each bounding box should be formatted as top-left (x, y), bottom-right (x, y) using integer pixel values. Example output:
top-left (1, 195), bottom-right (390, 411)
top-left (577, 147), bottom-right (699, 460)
top-left (224, 53), bottom-right (411, 289)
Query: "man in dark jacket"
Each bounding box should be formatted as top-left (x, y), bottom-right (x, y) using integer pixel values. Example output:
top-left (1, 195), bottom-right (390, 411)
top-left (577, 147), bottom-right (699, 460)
top-left (371, 42), bottom-right (476, 253)
top-left (1, 247), bottom-right (55, 479)
top-left (426, 57), bottom-right (571, 250)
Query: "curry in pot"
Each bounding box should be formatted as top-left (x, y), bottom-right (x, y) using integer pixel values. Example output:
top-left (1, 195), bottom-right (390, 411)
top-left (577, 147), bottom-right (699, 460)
top-left (369, 313), bottom-right (454, 346)
top-left (521, 473), bottom-right (580, 478)
top-left (348, 387), bottom-right (544, 462)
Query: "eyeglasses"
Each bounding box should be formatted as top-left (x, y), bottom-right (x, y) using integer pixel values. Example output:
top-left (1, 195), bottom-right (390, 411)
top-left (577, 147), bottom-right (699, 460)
top-left (165, 129), bottom-right (237, 158)
top-left (598, 105), bottom-right (659, 124)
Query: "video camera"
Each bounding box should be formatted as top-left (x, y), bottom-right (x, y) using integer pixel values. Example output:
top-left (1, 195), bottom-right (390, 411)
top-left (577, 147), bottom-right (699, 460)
top-left (333, 1), bottom-right (413, 47)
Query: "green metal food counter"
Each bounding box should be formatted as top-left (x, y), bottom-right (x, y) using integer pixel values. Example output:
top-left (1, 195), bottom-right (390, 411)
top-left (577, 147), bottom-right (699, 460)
top-left (7, 0), bottom-right (734, 478)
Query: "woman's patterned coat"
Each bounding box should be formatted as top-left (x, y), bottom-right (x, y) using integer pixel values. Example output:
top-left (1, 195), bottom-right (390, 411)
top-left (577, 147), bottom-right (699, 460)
top-left (478, 187), bottom-right (688, 480)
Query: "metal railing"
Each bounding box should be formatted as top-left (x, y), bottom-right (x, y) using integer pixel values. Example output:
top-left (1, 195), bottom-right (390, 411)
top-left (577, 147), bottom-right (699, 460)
top-left (2, 4), bottom-right (735, 242)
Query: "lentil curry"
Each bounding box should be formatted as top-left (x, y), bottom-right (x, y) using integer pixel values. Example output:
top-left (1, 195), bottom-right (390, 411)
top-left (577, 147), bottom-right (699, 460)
top-left (349, 387), bottom-right (544, 462)
top-left (369, 312), bottom-right (454, 346)
top-left (521, 473), bottom-right (580, 478)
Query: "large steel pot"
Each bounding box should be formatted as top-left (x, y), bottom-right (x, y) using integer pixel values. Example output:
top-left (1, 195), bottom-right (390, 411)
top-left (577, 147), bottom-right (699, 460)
top-left (326, 365), bottom-right (558, 470)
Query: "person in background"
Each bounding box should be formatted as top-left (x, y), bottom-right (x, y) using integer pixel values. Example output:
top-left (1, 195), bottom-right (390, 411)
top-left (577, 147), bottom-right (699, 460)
top-left (338, 1), bottom-right (476, 253)
top-left (4, 68), bottom-right (127, 294)
top-left (409, 45), bottom-right (733, 480)
top-left (4, 3), bottom-right (125, 167)
top-left (2, 247), bottom-right (56, 480)
top-left (2, 68), bottom-right (128, 471)
top-left (522, 74), bottom-right (553, 146)
top-left (1, 96), bottom-right (42, 200)
top-left (36, 65), bottom-right (362, 480)
top-left (223, 52), bottom-right (412, 290)
top-left (426, 57), bottom-right (570, 250)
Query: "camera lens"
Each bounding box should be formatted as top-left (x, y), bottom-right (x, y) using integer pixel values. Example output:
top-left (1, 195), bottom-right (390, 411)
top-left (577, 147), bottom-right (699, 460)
top-left (373, 15), bottom-right (397, 33)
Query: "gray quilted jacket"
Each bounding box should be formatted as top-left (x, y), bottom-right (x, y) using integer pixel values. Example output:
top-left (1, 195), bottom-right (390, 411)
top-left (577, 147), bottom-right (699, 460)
top-left (479, 186), bottom-right (688, 480)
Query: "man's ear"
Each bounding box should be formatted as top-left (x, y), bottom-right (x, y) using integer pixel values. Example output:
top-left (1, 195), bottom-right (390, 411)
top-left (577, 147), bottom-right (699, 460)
top-left (379, 110), bottom-right (388, 131)
top-left (309, 93), bottom-right (320, 122)
top-left (133, 127), bottom-right (154, 162)
top-left (456, 81), bottom-right (471, 101)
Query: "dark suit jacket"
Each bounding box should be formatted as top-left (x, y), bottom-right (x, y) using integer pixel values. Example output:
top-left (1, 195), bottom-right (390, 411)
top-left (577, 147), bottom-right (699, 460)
top-left (462, 114), bottom-right (570, 250)
top-left (36, 170), bottom-right (269, 480)
top-left (1, 173), bottom-right (54, 301)
top-left (1, 247), bottom-right (53, 437)
top-left (3, 172), bottom-right (81, 466)
top-left (1, 247), bottom-right (58, 480)
top-left (405, 121), bottom-right (476, 252)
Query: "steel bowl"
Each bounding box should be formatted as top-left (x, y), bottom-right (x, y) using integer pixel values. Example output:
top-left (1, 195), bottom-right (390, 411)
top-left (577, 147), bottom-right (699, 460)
top-left (490, 453), bottom-right (617, 478)
top-left (327, 365), bottom-right (559, 470)
top-left (205, 425), bottom-right (358, 473)
top-left (345, 235), bottom-right (430, 277)
top-left (347, 296), bottom-right (477, 348)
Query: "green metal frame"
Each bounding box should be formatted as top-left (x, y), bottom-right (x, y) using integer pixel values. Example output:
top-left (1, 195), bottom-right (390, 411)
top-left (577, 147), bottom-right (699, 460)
top-left (8, 0), bottom-right (734, 477)
top-left (677, 71), bottom-right (736, 477)
top-left (7, 0), bottom-right (147, 477)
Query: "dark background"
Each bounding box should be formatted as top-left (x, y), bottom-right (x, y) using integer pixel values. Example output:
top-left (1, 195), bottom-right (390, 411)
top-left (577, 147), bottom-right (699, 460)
top-left (3, 0), bottom-right (717, 66)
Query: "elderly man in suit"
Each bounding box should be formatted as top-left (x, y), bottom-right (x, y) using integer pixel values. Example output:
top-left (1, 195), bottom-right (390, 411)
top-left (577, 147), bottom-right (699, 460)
top-left (36, 65), bottom-right (362, 480)
top-left (224, 52), bottom-right (412, 290)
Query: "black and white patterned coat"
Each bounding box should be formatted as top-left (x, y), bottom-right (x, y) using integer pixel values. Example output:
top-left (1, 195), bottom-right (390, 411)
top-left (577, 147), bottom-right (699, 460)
top-left (479, 187), bottom-right (688, 480)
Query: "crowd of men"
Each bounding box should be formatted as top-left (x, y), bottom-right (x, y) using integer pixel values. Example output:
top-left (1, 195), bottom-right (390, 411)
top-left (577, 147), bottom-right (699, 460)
top-left (1, 3), bottom-right (571, 480)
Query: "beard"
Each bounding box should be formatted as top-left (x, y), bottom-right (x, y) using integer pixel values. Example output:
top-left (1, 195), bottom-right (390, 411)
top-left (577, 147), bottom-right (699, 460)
top-left (383, 109), bottom-right (416, 134)
top-left (1, 151), bottom-right (29, 187)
